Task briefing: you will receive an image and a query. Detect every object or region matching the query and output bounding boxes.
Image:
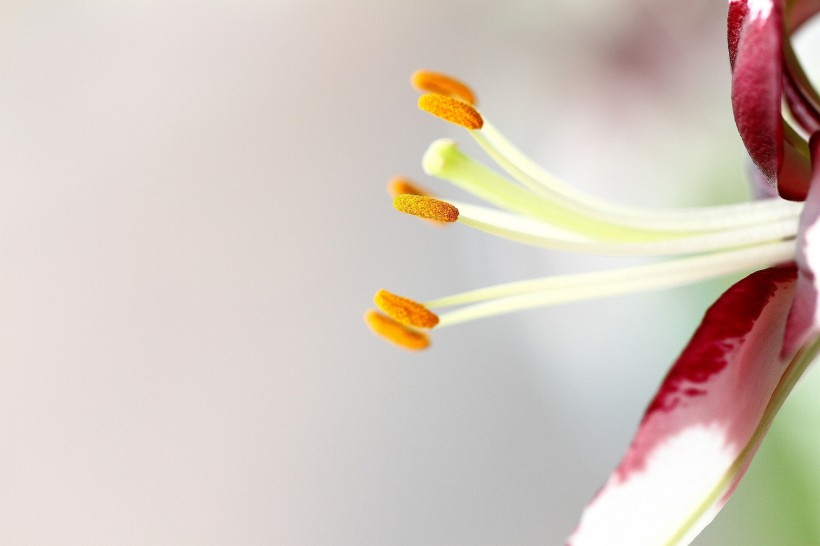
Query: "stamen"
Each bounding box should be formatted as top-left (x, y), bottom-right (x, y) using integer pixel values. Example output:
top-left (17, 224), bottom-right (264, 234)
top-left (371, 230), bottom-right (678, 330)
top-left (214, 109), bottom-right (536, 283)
top-left (452, 200), bottom-right (798, 256)
top-left (471, 118), bottom-right (803, 232)
top-left (374, 289), bottom-right (440, 328)
top-left (394, 194), bottom-right (459, 223)
top-left (423, 139), bottom-right (671, 241)
top-left (366, 70), bottom-right (808, 350)
top-left (423, 138), bottom-right (803, 239)
top-left (427, 240), bottom-right (796, 327)
top-left (364, 310), bottom-right (430, 351)
top-left (387, 176), bottom-right (433, 198)
top-left (388, 177), bottom-right (449, 227)
top-left (418, 94), bottom-right (484, 130)
top-left (411, 70), bottom-right (476, 105)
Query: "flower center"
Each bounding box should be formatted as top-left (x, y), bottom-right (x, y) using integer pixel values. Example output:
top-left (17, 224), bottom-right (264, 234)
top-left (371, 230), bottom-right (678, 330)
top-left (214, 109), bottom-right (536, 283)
top-left (365, 71), bottom-right (804, 350)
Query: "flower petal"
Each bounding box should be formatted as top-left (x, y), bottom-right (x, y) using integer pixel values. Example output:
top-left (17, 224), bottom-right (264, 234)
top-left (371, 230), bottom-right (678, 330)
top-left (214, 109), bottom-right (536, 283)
top-left (569, 265), bottom-right (798, 546)
top-left (783, 64), bottom-right (820, 134)
top-left (730, 0), bottom-right (783, 184)
top-left (785, 0), bottom-right (820, 30)
top-left (727, 0), bottom-right (750, 70)
top-left (746, 158), bottom-right (778, 199)
top-left (784, 133), bottom-right (820, 354)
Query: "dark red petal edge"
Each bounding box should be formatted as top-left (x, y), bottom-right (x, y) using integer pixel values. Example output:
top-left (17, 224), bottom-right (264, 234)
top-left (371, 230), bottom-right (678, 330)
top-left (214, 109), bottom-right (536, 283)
top-left (731, 1), bottom-right (783, 184)
top-left (728, 0), bottom-right (750, 70)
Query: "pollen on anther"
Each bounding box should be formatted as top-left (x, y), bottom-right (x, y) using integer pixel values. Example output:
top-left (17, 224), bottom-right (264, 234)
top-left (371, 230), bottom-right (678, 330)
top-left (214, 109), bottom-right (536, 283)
top-left (418, 93), bottom-right (484, 130)
top-left (364, 309), bottom-right (430, 351)
top-left (393, 194), bottom-right (459, 223)
top-left (374, 289), bottom-right (440, 329)
top-left (387, 176), bottom-right (433, 198)
top-left (411, 70), bottom-right (476, 105)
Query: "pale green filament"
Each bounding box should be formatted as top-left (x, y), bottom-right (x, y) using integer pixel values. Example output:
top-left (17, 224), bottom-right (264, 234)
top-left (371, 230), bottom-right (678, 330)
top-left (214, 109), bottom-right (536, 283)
top-left (399, 97), bottom-right (803, 339)
top-left (470, 120), bottom-right (803, 231)
top-left (424, 139), bottom-right (680, 242)
top-left (427, 240), bottom-right (795, 328)
top-left (453, 201), bottom-right (798, 256)
top-left (473, 121), bottom-right (639, 214)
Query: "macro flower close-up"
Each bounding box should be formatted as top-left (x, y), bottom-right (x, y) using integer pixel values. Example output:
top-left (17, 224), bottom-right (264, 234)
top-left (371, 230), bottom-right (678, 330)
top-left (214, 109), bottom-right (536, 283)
top-left (4, 1), bottom-right (820, 544)
top-left (367, 0), bottom-right (820, 543)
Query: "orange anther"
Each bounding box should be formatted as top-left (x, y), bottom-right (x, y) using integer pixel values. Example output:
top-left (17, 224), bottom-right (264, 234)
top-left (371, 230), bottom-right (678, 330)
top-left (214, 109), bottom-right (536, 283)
top-left (387, 176), bottom-right (433, 198)
top-left (393, 194), bottom-right (459, 223)
top-left (418, 93), bottom-right (484, 130)
top-left (411, 70), bottom-right (476, 105)
top-left (374, 289), bottom-right (440, 329)
top-left (364, 309), bottom-right (430, 351)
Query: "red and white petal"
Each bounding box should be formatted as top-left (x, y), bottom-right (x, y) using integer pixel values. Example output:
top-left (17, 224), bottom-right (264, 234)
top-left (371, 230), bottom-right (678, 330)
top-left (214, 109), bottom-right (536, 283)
top-left (729, 0), bottom-right (785, 186)
top-left (785, 134), bottom-right (820, 354)
top-left (569, 265), bottom-right (798, 546)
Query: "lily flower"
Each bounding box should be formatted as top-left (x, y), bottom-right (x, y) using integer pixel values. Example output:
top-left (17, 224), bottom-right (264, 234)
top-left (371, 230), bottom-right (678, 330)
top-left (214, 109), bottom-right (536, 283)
top-left (365, 0), bottom-right (820, 541)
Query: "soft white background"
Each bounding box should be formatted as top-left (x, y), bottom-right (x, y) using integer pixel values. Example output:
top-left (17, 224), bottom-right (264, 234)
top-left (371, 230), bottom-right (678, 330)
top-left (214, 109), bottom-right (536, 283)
top-left (1, 1), bottom-right (818, 544)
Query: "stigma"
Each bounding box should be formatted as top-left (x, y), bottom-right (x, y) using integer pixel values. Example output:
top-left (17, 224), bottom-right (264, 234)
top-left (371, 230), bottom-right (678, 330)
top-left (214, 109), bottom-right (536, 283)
top-left (366, 70), bottom-right (803, 350)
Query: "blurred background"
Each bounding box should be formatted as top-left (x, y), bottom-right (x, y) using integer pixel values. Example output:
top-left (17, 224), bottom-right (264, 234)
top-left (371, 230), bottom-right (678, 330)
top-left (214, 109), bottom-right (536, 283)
top-left (1, 0), bottom-right (818, 544)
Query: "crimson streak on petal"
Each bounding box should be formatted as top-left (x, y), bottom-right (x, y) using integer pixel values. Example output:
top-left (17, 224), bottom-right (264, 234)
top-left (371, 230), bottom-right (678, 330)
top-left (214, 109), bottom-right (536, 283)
top-left (569, 265), bottom-right (798, 545)
top-left (628, 265), bottom-right (797, 473)
top-left (645, 266), bottom-right (795, 409)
